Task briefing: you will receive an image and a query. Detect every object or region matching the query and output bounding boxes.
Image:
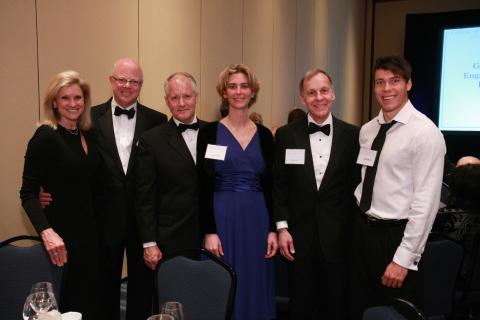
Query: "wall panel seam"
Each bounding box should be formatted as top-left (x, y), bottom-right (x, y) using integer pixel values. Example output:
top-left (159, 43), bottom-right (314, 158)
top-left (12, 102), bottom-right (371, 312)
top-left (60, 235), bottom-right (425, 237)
top-left (35, 0), bottom-right (40, 120)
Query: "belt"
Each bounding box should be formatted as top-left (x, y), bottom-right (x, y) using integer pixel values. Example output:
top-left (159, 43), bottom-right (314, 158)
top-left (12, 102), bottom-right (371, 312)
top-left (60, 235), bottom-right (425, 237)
top-left (361, 213), bottom-right (407, 227)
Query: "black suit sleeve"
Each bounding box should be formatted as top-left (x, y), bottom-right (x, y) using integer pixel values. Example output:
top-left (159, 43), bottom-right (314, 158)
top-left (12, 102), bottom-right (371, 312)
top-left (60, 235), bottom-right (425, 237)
top-left (257, 124), bottom-right (275, 231)
top-left (197, 123), bottom-right (218, 235)
top-left (19, 126), bottom-right (55, 234)
top-left (272, 125), bottom-right (290, 224)
top-left (134, 135), bottom-right (158, 244)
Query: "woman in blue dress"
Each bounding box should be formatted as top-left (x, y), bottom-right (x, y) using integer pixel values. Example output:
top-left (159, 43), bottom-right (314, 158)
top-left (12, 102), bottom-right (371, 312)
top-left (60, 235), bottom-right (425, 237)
top-left (198, 64), bottom-right (277, 319)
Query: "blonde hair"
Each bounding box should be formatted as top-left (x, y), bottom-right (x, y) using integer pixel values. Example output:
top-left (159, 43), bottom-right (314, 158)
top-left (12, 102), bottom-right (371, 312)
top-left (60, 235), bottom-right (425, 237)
top-left (216, 64), bottom-right (260, 108)
top-left (42, 70), bottom-right (92, 130)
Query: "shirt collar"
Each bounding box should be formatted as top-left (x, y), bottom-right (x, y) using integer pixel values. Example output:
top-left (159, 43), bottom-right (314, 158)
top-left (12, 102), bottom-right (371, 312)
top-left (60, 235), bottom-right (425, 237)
top-left (111, 98), bottom-right (137, 111)
top-left (173, 116), bottom-right (198, 127)
top-left (307, 112), bottom-right (333, 127)
top-left (378, 99), bottom-right (413, 125)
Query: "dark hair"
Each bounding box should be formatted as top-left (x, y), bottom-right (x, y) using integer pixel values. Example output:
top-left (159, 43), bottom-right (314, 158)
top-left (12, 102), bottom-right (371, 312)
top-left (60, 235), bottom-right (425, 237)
top-left (449, 164), bottom-right (480, 212)
top-left (287, 108), bottom-right (307, 123)
top-left (373, 55), bottom-right (412, 81)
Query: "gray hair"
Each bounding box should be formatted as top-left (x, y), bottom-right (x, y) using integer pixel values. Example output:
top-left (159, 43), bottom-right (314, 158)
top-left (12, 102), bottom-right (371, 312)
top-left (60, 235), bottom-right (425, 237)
top-left (163, 72), bottom-right (198, 95)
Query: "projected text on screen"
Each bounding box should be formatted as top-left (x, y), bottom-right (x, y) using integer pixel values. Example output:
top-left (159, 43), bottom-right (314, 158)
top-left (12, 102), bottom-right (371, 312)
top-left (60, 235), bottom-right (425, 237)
top-left (439, 26), bottom-right (480, 131)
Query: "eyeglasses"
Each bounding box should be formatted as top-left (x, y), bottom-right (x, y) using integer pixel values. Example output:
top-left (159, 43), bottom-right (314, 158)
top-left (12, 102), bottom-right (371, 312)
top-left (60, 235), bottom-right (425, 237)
top-left (111, 76), bottom-right (142, 87)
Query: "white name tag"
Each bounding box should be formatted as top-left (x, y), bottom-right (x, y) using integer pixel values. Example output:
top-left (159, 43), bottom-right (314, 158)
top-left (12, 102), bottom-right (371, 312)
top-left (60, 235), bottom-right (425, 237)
top-left (205, 144), bottom-right (227, 161)
top-left (285, 149), bottom-right (305, 165)
top-left (357, 148), bottom-right (377, 167)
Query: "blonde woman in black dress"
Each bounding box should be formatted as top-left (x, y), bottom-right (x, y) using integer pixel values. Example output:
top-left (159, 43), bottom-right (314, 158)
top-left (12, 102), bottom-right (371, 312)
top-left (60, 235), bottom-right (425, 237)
top-left (20, 71), bottom-right (101, 319)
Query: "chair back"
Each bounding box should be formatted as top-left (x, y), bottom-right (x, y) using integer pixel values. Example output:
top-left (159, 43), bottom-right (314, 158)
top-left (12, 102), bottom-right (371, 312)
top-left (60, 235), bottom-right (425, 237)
top-left (154, 248), bottom-right (236, 320)
top-left (422, 236), bottom-right (464, 317)
top-left (363, 305), bottom-right (407, 320)
top-left (362, 298), bottom-right (426, 320)
top-left (0, 235), bottom-right (62, 319)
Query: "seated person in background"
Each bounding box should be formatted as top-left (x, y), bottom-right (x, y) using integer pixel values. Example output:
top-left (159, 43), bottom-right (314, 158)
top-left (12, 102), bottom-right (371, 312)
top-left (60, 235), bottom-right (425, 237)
top-left (449, 162), bottom-right (480, 212)
top-left (249, 111), bottom-right (263, 125)
top-left (287, 107), bottom-right (307, 123)
top-left (456, 156), bottom-right (480, 167)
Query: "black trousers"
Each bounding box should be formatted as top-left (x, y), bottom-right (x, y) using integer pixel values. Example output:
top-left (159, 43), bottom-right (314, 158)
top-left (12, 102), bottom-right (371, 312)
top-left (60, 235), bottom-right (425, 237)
top-left (349, 208), bottom-right (423, 319)
top-left (100, 241), bottom-right (154, 320)
top-left (287, 228), bottom-right (348, 320)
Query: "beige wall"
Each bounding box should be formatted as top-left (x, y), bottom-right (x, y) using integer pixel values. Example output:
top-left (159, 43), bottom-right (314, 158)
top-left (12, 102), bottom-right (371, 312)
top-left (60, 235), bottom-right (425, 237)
top-left (0, 0), bottom-right (366, 245)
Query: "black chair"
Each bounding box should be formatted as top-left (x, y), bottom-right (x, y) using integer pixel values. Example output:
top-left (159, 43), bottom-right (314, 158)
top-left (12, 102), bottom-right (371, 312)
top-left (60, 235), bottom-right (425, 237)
top-left (454, 229), bottom-right (480, 318)
top-left (0, 235), bottom-right (62, 320)
top-left (363, 298), bottom-right (427, 320)
top-left (154, 248), bottom-right (236, 320)
top-left (422, 235), bottom-right (464, 319)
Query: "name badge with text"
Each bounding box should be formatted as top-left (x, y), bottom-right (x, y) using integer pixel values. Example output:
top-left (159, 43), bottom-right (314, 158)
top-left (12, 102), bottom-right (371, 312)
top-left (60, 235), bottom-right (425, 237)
top-left (285, 149), bottom-right (305, 165)
top-left (205, 144), bottom-right (227, 161)
top-left (357, 148), bottom-right (377, 167)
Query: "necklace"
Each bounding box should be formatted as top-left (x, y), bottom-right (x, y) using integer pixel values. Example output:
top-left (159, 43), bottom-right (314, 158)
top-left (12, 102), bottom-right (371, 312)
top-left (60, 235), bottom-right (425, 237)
top-left (64, 127), bottom-right (79, 135)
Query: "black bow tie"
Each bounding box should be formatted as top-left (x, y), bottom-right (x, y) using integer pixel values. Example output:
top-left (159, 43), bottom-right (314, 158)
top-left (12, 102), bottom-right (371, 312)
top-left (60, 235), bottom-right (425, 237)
top-left (308, 122), bottom-right (330, 136)
top-left (178, 122), bottom-right (199, 133)
top-left (114, 106), bottom-right (136, 119)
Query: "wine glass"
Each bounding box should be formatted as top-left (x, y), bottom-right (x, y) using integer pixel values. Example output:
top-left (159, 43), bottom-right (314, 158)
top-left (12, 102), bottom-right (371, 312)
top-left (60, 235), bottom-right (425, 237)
top-left (146, 315), bottom-right (174, 320)
top-left (30, 282), bottom-right (58, 310)
top-left (29, 292), bottom-right (58, 315)
top-left (30, 282), bottom-right (54, 294)
top-left (22, 294), bottom-right (36, 320)
top-left (161, 301), bottom-right (184, 320)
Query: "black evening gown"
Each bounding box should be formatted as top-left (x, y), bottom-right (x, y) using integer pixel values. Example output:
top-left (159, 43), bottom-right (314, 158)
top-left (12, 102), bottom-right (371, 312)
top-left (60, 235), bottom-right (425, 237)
top-left (20, 124), bottom-right (101, 320)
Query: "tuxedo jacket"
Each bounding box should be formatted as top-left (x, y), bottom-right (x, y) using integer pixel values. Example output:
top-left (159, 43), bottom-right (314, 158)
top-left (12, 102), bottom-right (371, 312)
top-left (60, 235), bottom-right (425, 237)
top-left (273, 116), bottom-right (360, 262)
top-left (135, 119), bottom-right (206, 255)
top-left (91, 99), bottom-right (167, 245)
top-left (196, 121), bottom-right (274, 236)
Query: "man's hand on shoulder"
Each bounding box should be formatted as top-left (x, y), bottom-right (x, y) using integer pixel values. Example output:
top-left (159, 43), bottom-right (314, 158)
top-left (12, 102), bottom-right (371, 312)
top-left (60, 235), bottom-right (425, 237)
top-left (39, 186), bottom-right (52, 208)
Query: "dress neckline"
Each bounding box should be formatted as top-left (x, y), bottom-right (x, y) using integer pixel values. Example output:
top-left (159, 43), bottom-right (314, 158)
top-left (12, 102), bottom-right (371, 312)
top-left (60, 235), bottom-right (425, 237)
top-left (218, 122), bottom-right (257, 152)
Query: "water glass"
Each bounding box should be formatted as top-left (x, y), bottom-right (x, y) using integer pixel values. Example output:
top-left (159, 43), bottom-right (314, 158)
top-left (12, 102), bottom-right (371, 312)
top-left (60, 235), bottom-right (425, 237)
top-left (161, 301), bottom-right (184, 320)
top-left (147, 315), bottom-right (174, 320)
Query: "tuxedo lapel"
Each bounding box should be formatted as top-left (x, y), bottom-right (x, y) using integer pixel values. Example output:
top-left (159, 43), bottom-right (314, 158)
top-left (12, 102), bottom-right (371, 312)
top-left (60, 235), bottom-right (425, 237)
top-left (97, 105), bottom-right (124, 175)
top-left (132, 104), bottom-right (147, 146)
top-left (166, 120), bottom-right (196, 167)
top-left (126, 104), bottom-right (149, 175)
top-left (292, 120), bottom-right (318, 192)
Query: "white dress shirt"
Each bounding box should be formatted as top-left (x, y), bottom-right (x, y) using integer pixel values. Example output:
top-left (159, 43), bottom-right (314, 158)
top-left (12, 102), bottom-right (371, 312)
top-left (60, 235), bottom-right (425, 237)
top-left (354, 100), bottom-right (446, 270)
top-left (111, 99), bottom-right (137, 174)
top-left (308, 113), bottom-right (333, 190)
top-left (276, 113), bottom-right (333, 230)
top-left (173, 117), bottom-right (199, 164)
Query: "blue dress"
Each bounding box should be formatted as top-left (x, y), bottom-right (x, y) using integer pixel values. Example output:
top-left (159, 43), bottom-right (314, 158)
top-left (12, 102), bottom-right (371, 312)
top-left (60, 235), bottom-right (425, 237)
top-left (213, 123), bottom-right (275, 320)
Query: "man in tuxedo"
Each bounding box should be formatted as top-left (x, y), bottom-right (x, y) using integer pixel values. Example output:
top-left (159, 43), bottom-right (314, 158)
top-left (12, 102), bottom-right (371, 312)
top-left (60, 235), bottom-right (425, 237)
top-left (273, 68), bottom-right (359, 319)
top-left (134, 72), bottom-right (203, 315)
top-left (90, 58), bottom-right (167, 320)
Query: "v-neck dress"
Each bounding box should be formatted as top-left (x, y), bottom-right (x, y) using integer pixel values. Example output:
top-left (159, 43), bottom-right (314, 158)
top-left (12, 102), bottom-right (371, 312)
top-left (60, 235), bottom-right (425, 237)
top-left (213, 123), bottom-right (275, 320)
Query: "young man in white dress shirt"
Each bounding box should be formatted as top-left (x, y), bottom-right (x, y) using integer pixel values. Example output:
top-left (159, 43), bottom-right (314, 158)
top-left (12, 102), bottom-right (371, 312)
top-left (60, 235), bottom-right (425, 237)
top-left (349, 55), bottom-right (446, 318)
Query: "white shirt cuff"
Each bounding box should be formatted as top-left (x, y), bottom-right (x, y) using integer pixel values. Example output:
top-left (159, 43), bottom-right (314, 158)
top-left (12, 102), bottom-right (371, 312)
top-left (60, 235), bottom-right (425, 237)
top-left (393, 246), bottom-right (421, 271)
top-left (276, 221), bottom-right (288, 230)
top-left (143, 241), bottom-right (157, 248)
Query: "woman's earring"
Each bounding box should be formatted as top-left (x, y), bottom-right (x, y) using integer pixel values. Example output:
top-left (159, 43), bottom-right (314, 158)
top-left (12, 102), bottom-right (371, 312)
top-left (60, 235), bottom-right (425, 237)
top-left (52, 102), bottom-right (57, 109)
